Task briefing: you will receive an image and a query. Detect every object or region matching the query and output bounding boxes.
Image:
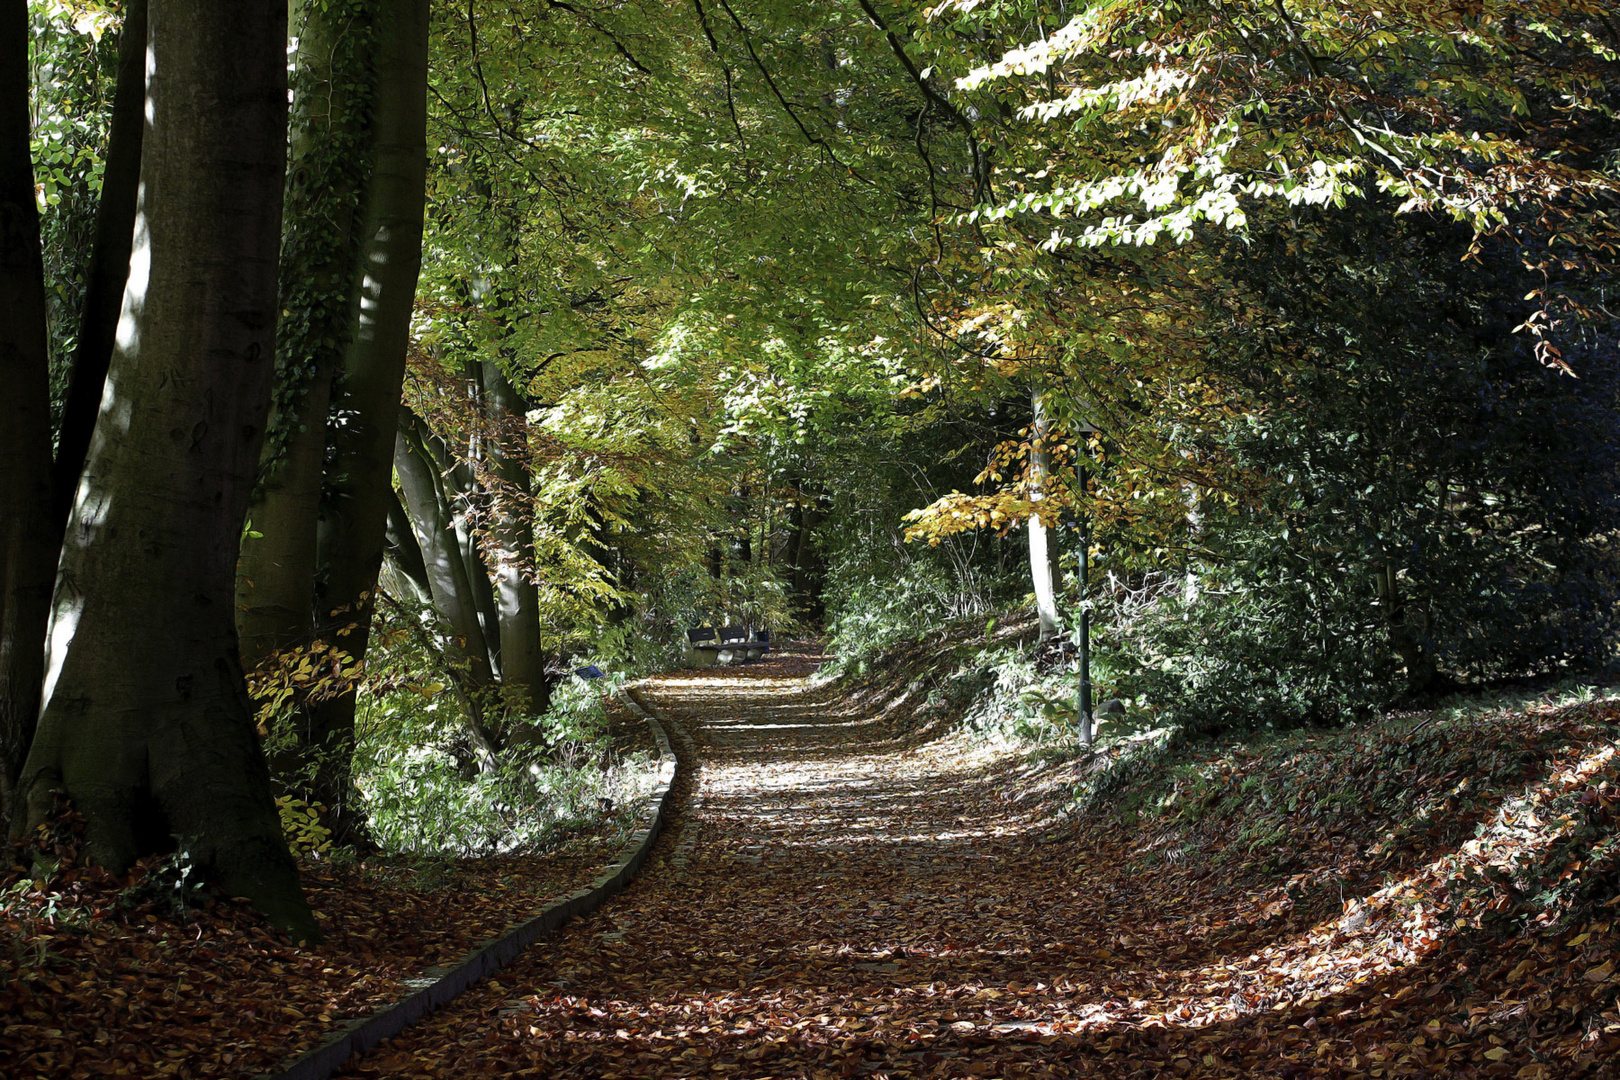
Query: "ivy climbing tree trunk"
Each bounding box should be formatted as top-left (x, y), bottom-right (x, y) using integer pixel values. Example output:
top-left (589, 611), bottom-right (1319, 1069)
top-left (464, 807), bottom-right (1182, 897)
top-left (302, 0), bottom-right (430, 842)
top-left (236, 0), bottom-right (378, 676)
top-left (0, 0), bottom-right (57, 814)
top-left (17, 0), bottom-right (320, 941)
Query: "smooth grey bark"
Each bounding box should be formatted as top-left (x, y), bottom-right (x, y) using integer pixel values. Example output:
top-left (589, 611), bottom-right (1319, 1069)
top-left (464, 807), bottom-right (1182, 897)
top-left (446, 449), bottom-right (504, 678)
top-left (479, 359), bottom-right (548, 715)
top-left (382, 486), bottom-right (433, 605)
top-left (51, 0), bottom-right (147, 534)
top-left (0, 0), bottom-right (57, 813)
top-left (1028, 387), bottom-right (1061, 641)
top-left (19, 0), bottom-right (319, 941)
top-left (236, 0), bottom-right (378, 675)
top-left (300, 0), bottom-right (429, 842)
top-left (395, 411), bottom-right (497, 689)
top-left (417, 407), bottom-right (503, 679)
top-left (394, 414), bottom-right (513, 766)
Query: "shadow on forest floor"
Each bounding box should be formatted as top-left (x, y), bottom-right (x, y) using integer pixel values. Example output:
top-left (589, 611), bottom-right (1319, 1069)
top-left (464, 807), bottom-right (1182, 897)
top-left (328, 641), bottom-right (1620, 1079)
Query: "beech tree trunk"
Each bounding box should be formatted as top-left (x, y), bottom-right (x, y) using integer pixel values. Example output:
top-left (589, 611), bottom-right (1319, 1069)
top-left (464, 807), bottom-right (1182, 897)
top-left (237, 0), bottom-right (378, 675)
top-left (788, 487), bottom-right (827, 623)
top-left (1028, 388), bottom-right (1061, 641)
top-left (395, 412), bottom-right (497, 689)
top-left (0, 0), bottom-right (57, 812)
top-left (17, 0), bottom-right (319, 941)
top-left (382, 487), bottom-right (433, 607)
top-left (51, 0), bottom-right (147, 535)
top-left (301, 0), bottom-right (430, 841)
top-left (480, 360), bottom-right (549, 715)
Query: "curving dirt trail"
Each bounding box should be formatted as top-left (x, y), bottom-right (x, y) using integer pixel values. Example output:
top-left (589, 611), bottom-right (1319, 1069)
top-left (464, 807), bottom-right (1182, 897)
top-left (333, 645), bottom-right (1613, 1079)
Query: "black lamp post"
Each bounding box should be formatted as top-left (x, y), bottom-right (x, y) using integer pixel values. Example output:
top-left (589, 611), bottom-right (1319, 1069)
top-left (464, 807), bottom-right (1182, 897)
top-left (1074, 419), bottom-right (1098, 748)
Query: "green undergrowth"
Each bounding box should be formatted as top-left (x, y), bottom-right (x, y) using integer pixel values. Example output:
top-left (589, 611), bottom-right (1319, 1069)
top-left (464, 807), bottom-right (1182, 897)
top-left (824, 606), bottom-right (1142, 751)
top-left (350, 675), bottom-right (661, 858)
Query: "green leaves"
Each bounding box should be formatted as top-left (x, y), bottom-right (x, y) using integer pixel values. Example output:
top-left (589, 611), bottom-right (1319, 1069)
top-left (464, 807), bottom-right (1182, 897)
top-left (940, 0), bottom-right (1620, 261)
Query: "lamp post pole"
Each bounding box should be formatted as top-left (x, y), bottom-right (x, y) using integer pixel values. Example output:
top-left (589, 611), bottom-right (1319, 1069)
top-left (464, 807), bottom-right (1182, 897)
top-left (1076, 456), bottom-right (1093, 748)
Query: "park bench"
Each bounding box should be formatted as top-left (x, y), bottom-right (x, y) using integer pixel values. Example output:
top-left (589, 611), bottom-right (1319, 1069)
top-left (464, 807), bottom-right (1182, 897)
top-left (685, 625), bottom-right (771, 667)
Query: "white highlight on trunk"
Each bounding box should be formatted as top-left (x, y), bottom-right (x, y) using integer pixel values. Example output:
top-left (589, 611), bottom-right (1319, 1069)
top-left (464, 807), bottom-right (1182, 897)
top-left (142, 45), bottom-right (155, 123)
top-left (44, 190), bottom-right (152, 709)
top-left (113, 198), bottom-right (149, 356)
top-left (1029, 387), bottom-right (1060, 640)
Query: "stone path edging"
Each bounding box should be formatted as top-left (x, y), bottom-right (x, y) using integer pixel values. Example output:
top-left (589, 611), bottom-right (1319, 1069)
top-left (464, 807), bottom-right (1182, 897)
top-left (258, 690), bottom-right (679, 1080)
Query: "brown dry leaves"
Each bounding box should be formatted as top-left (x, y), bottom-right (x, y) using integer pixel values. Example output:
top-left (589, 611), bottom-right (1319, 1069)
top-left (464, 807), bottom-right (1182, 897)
top-left (0, 702), bottom-right (657, 1079)
top-left (336, 649), bottom-right (1620, 1079)
top-left (9, 648), bottom-right (1619, 1078)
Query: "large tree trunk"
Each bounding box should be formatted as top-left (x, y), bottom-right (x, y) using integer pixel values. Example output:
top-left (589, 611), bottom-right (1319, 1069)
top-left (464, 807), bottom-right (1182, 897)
top-left (480, 360), bottom-right (549, 716)
top-left (51, 0), bottom-right (147, 535)
top-left (302, 0), bottom-right (430, 842)
top-left (17, 0), bottom-right (318, 941)
top-left (1028, 387), bottom-right (1061, 641)
top-left (236, 0), bottom-right (378, 675)
top-left (0, 0), bottom-right (58, 813)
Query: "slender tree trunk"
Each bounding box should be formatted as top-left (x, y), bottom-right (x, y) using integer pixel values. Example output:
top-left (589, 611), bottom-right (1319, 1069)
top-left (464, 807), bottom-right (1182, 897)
top-left (237, 0), bottom-right (378, 675)
top-left (481, 359), bottom-right (548, 715)
top-left (395, 412), bottom-right (497, 689)
top-left (785, 498), bottom-right (806, 614)
top-left (1028, 387), bottom-right (1061, 641)
top-left (382, 486), bottom-right (433, 606)
top-left (737, 484), bottom-right (754, 565)
top-left (300, 0), bottom-right (429, 843)
top-left (18, 0), bottom-right (319, 941)
top-left (789, 487), bottom-right (827, 624)
top-left (453, 473), bottom-right (504, 675)
top-left (51, 0), bottom-right (146, 538)
top-left (0, 0), bottom-right (58, 813)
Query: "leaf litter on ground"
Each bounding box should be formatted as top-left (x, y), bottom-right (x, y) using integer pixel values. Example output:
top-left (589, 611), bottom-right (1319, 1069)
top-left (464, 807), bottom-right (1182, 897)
top-left (331, 644), bottom-right (1619, 1079)
top-left (6, 640), bottom-right (1620, 1078)
top-left (0, 704), bottom-right (661, 1079)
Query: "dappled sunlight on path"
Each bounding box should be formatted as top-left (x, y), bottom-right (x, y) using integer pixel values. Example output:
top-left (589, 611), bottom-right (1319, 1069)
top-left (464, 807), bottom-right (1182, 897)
top-left (337, 646), bottom-right (1619, 1079)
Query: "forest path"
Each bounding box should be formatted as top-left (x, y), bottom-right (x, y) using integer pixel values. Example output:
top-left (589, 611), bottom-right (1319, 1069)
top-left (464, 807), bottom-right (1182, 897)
top-left (330, 645), bottom-right (1469, 1079)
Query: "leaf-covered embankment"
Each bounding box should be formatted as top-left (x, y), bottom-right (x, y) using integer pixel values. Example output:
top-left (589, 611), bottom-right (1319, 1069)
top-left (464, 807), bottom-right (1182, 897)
top-left (0, 701), bottom-right (662, 1079)
top-left (826, 627), bottom-right (1620, 1075)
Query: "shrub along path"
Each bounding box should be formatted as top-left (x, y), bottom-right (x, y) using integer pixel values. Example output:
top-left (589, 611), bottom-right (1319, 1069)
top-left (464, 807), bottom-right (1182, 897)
top-left (336, 644), bottom-right (1620, 1079)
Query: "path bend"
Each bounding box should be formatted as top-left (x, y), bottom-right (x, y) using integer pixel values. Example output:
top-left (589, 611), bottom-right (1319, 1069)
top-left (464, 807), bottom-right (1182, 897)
top-left (334, 644), bottom-right (1473, 1079)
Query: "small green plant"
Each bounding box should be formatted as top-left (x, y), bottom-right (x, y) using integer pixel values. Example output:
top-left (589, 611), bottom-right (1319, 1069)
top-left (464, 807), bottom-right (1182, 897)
top-left (117, 844), bottom-right (209, 919)
top-left (276, 796), bottom-right (334, 856)
top-left (0, 875), bottom-right (93, 934)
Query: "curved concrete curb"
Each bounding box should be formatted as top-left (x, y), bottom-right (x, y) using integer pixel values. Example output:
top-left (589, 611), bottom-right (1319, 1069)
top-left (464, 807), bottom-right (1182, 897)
top-left (258, 693), bottom-right (677, 1080)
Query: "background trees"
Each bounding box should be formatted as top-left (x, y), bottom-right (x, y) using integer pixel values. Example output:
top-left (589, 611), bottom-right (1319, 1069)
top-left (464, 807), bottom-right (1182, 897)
top-left (902, 0), bottom-right (1620, 711)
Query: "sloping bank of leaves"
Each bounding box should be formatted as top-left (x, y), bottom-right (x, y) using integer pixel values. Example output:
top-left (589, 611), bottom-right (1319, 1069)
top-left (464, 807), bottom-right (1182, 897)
top-left (0, 701), bottom-right (662, 1079)
top-left (824, 623), bottom-right (1620, 1074)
